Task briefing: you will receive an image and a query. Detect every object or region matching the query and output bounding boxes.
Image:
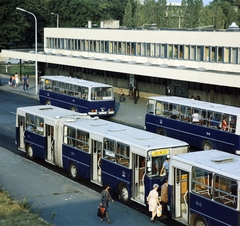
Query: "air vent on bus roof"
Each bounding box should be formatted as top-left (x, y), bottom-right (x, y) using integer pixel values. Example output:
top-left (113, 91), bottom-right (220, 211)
top-left (135, 136), bottom-right (155, 140)
top-left (108, 128), bottom-right (126, 132)
top-left (211, 157), bottom-right (234, 163)
top-left (39, 107), bottom-right (53, 110)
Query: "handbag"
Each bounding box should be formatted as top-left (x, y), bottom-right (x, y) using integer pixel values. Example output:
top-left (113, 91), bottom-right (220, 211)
top-left (157, 204), bottom-right (162, 217)
top-left (97, 205), bottom-right (105, 218)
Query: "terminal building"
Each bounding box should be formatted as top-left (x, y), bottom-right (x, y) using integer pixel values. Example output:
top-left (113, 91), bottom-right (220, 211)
top-left (2, 21), bottom-right (240, 106)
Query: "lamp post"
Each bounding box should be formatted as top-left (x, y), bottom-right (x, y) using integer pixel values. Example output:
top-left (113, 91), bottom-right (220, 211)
top-left (51, 12), bottom-right (59, 28)
top-left (17, 7), bottom-right (38, 95)
top-left (172, 14), bottom-right (180, 29)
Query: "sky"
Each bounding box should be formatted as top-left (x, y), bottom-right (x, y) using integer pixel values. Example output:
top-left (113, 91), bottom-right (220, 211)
top-left (167, 0), bottom-right (211, 6)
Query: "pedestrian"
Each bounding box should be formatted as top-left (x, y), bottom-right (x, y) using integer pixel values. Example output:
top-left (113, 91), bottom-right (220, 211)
top-left (119, 87), bottom-right (125, 104)
top-left (15, 72), bottom-right (19, 86)
top-left (23, 75), bottom-right (28, 91)
top-left (147, 183), bottom-right (160, 222)
top-left (100, 184), bottom-right (114, 223)
top-left (160, 155), bottom-right (170, 177)
top-left (160, 178), bottom-right (169, 219)
top-left (129, 84), bottom-right (133, 99)
top-left (12, 74), bottom-right (16, 88)
top-left (9, 75), bottom-right (12, 86)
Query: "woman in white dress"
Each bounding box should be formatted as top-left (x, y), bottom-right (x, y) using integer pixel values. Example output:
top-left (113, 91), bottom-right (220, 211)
top-left (147, 184), bottom-right (160, 222)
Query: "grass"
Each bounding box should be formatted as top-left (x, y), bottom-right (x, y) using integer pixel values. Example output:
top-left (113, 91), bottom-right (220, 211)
top-left (0, 189), bottom-right (54, 226)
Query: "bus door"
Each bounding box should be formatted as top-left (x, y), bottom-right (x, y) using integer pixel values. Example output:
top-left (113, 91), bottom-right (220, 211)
top-left (46, 125), bottom-right (54, 164)
top-left (91, 139), bottom-right (102, 184)
top-left (132, 153), bottom-right (145, 204)
top-left (18, 115), bottom-right (25, 150)
top-left (173, 168), bottom-right (189, 224)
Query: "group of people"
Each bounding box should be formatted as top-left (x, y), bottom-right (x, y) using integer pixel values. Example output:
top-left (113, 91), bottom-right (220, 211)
top-left (9, 72), bottom-right (19, 88)
top-left (147, 178), bottom-right (169, 222)
top-left (8, 73), bottom-right (29, 91)
top-left (118, 84), bottom-right (137, 104)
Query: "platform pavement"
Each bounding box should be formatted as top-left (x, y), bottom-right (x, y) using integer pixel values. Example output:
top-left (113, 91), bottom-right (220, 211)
top-left (0, 74), bottom-right (148, 129)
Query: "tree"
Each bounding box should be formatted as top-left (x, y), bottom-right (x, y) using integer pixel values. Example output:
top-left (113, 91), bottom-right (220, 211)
top-left (156, 0), bottom-right (167, 28)
top-left (133, 0), bottom-right (145, 28)
top-left (123, 0), bottom-right (133, 27)
top-left (0, 0), bottom-right (27, 49)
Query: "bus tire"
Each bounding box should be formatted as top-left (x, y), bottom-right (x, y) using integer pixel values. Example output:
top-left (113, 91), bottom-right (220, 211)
top-left (119, 184), bottom-right (130, 203)
top-left (26, 144), bottom-right (35, 160)
top-left (45, 99), bottom-right (51, 105)
top-left (194, 216), bottom-right (206, 226)
top-left (202, 140), bottom-right (212, 150)
top-left (156, 128), bottom-right (165, 136)
top-left (69, 162), bottom-right (79, 181)
top-left (71, 106), bottom-right (76, 112)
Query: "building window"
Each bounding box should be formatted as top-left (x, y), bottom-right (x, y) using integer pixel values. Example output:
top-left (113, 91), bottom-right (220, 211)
top-left (155, 44), bottom-right (160, 57)
top-left (141, 43), bottom-right (145, 56)
top-left (184, 45), bottom-right (189, 60)
top-left (168, 44), bottom-right (173, 58)
top-left (190, 46), bottom-right (195, 60)
top-left (136, 43), bottom-right (141, 56)
top-left (223, 47), bottom-right (230, 63)
top-left (196, 46), bottom-right (201, 61)
top-left (231, 47), bottom-right (237, 64)
top-left (211, 46), bottom-right (216, 62)
top-left (173, 45), bottom-right (178, 59)
top-left (218, 47), bottom-right (223, 62)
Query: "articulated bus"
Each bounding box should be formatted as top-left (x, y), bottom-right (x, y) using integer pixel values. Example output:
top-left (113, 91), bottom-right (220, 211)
top-left (39, 76), bottom-right (115, 117)
top-left (16, 105), bottom-right (188, 205)
top-left (145, 96), bottom-right (240, 155)
top-left (169, 150), bottom-right (240, 226)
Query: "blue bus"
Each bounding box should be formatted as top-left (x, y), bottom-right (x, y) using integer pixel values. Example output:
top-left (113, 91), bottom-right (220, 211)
top-left (169, 150), bottom-right (240, 226)
top-left (39, 75), bottom-right (115, 117)
top-left (145, 96), bottom-right (240, 155)
top-left (16, 105), bottom-right (188, 205)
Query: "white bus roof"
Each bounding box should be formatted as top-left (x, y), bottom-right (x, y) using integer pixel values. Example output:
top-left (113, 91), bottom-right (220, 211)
top-left (148, 96), bottom-right (240, 115)
top-left (17, 105), bottom-right (188, 156)
top-left (171, 150), bottom-right (240, 180)
top-left (41, 75), bottom-right (113, 88)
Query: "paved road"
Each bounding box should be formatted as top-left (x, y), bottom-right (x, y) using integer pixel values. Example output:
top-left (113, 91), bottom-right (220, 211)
top-left (0, 75), bottom-right (172, 226)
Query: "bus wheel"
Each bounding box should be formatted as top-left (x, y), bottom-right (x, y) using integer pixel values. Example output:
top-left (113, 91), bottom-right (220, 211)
top-left (26, 145), bottom-right (35, 160)
top-left (194, 216), bottom-right (206, 226)
top-left (202, 140), bottom-right (212, 150)
top-left (45, 99), bottom-right (51, 105)
top-left (120, 184), bottom-right (129, 203)
top-left (71, 106), bottom-right (76, 112)
top-left (69, 162), bottom-right (79, 181)
top-left (156, 128), bottom-right (165, 136)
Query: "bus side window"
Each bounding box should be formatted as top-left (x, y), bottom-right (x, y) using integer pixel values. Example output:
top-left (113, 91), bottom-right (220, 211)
top-left (208, 111), bottom-right (221, 129)
top-left (169, 104), bottom-right (179, 119)
top-left (180, 105), bottom-right (191, 122)
top-left (155, 101), bottom-right (165, 116)
top-left (147, 99), bottom-right (155, 114)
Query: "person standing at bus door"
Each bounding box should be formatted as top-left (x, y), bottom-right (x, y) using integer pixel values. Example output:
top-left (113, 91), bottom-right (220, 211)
top-left (147, 184), bottom-right (160, 222)
top-left (160, 155), bottom-right (170, 177)
top-left (100, 184), bottom-right (114, 223)
top-left (160, 178), bottom-right (169, 219)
